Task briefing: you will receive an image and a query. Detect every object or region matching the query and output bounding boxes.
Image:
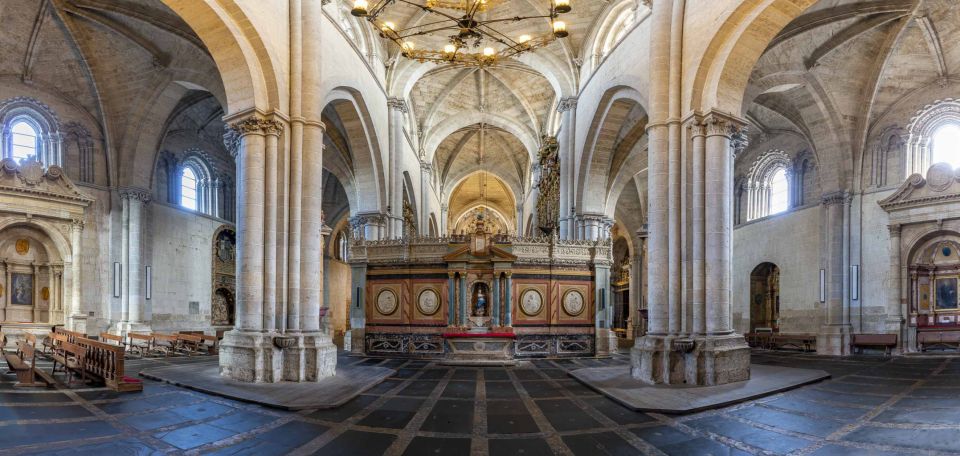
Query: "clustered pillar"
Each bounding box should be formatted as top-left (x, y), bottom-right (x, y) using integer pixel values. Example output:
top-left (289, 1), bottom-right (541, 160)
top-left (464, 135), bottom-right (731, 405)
top-left (115, 188), bottom-right (151, 335)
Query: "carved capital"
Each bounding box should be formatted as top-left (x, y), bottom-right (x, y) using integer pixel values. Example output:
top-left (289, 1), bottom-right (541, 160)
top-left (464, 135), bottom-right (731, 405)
top-left (119, 187), bottom-right (152, 203)
top-left (888, 224), bottom-right (902, 237)
top-left (228, 117), bottom-right (265, 136)
top-left (557, 97), bottom-right (578, 113)
top-left (687, 117), bottom-right (706, 138)
top-left (261, 119), bottom-right (285, 136)
top-left (387, 97), bottom-right (408, 113)
top-left (420, 161), bottom-right (433, 173)
top-left (71, 219), bottom-right (85, 232)
top-left (821, 190), bottom-right (851, 207)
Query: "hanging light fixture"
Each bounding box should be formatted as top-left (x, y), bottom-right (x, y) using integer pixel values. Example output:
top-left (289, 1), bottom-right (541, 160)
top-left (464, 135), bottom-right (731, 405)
top-left (351, 0), bottom-right (574, 68)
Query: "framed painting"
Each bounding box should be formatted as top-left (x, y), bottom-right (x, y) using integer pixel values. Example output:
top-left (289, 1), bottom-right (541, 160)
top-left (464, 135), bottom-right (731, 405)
top-left (935, 277), bottom-right (958, 311)
top-left (11, 273), bottom-right (33, 306)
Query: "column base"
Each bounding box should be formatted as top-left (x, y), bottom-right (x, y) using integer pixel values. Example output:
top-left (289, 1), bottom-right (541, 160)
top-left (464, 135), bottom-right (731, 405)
top-left (350, 328), bottom-right (365, 355)
top-left (68, 314), bottom-right (88, 335)
top-left (595, 328), bottom-right (619, 356)
top-left (112, 321), bottom-right (152, 337)
top-left (219, 330), bottom-right (338, 383)
top-left (631, 334), bottom-right (750, 386)
top-left (817, 324), bottom-right (852, 356)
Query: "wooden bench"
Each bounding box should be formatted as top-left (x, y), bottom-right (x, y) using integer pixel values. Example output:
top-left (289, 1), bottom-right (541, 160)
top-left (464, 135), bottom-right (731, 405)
top-left (127, 333), bottom-right (153, 357)
top-left (99, 332), bottom-right (126, 349)
top-left (918, 330), bottom-right (960, 352)
top-left (745, 332), bottom-right (773, 349)
top-left (175, 333), bottom-right (203, 356)
top-left (152, 334), bottom-right (179, 357)
top-left (770, 333), bottom-right (817, 352)
top-left (4, 342), bottom-right (55, 388)
top-left (851, 334), bottom-right (898, 356)
top-left (75, 337), bottom-right (142, 392)
top-left (50, 341), bottom-right (87, 385)
top-left (199, 334), bottom-right (219, 355)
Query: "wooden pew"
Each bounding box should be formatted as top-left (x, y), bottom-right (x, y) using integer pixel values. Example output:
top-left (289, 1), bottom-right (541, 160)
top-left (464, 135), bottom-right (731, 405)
top-left (770, 333), bottom-right (817, 352)
top-left (175, 333), bottom-right (203, 356)
top-left (152, 334), bottom-right (179, 357)
top-left (4, 342), bottom-right (54, 388)
top-left (199, 334), bottom-right (219, 355)
top-left (127, 333), bottom-right (153, 357)
top-left (74, 337), bottom-right (142, 392)
top-left (851, 334), bottom-right (897, 356)
top-left (50, 341), bottom-right (87, 385)
top-left (99, 332), bottom-right (126, 349)
top-left (918, 330), bottom-right (960, 352)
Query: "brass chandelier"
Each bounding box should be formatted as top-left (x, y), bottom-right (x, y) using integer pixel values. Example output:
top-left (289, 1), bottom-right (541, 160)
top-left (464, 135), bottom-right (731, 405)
top-left (350, 0), bottom-right (573, 67)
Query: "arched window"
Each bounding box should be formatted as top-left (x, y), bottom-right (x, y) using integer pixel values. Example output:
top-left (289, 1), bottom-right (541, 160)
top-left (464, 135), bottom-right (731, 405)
top-left (768, 168), bottom-right (789, 215)
top-left (931, 124), bottom-right (960, 169)
top-left (181, 166), bottom-right (199, 210)
top-left (744, 150), bottom-right (794, 221)
top-left (10, 120), bottom-right (39, 164)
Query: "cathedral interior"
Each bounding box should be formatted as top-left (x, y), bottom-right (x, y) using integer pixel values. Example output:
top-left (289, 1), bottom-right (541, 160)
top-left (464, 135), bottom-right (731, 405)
top-left (1, 0), bottom-right (960, 454)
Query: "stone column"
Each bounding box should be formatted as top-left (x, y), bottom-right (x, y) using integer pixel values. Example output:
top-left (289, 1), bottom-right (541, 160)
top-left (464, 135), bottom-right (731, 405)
top-left (459, 273), bottom-right (467, 327)
top-left (504, 272), bottom-right (513, 327)
top-left (118, 188), bottom-right (151, 333)
top-left (516, 204), bottom-right (524, 235)
top-left (32, 264), bottom-right (40, 322)
top-left (447, 272), bottom-right (456, 326)
top-left (387, 98), bottom-right (407, 238)
top-left (2, 262), bottom-right (9, 322)
top-left (492, 274), bottom-right (501, 326)
top-left (47, 265), bottom-right (56, 323)
top-left (818, 191), bottom-right (852, 355)
top-left (703, 113), bottom-right (736, 336)
top-left (557, 97), bottom-right (577, 239)
top-left (690, 119), bottom-right (706, 335)
top-left (420, 162), bottom-right (432, 235)
top-left (888, 224), bottom-right (905, 352)
top-left (263, 121), bottom-right (282, 332)
top-left (69, 220), bottom-right (83, 330)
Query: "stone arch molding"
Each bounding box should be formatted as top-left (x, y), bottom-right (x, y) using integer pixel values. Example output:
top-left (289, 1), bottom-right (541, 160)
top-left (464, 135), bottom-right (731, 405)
top-left (906, 99), bottom-right (960, 176)
top-left (0, 219), bottom-right (72, 263)
top-left (323, 87), bottom-right (387, 214)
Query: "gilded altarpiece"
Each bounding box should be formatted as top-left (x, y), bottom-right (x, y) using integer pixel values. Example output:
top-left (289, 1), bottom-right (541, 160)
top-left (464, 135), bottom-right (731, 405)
top-left (211, 226), bottom-right (236, 327)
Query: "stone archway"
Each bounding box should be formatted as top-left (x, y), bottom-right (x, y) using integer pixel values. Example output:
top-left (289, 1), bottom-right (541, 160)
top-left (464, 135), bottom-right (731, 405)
top-left (750, 262), bottom-right (780, 332)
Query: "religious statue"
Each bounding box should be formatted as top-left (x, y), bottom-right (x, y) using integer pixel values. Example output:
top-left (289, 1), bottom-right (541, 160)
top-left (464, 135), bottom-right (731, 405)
top-left (475, 288), bottom-right (487, 317)
top-left (536, 136), bottom-right (560, 235)
top-left (216, 230), bottom-right (236, 263)
top-left (403, 200), bottom-right (417, 237)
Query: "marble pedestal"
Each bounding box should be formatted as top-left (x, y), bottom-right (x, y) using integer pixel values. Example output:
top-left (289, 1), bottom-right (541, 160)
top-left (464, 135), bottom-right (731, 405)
top-left (219, 329), bottom-right (337, 383)
top-left (817, 324), bottom-right (852, 356)
top-left (631, 334), bottom-right (750, 386)
top-left (595, 328), bottom-right (619, 357)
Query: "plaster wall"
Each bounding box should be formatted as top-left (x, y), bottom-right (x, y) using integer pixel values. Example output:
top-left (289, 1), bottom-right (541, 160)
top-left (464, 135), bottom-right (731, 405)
top-left (732, 205), bottom-right (823, 334)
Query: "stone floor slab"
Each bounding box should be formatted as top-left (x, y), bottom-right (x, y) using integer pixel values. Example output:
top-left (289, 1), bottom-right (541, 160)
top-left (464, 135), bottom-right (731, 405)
top-left (569, 364), bottom-right (830, 414)
top-left (139, 358), bottom-right (394, 411)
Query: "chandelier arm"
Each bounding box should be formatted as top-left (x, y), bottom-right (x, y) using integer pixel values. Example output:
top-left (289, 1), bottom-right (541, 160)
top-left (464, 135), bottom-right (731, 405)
top-left (394, 24), bottom-right (462, 38)
top-left (394, 0), bottom-right (463, 22)
top-left (367, 0), bottom-right (399, 17)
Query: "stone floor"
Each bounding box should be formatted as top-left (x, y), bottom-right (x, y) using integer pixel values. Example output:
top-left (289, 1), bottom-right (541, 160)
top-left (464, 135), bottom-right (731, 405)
top-left (2, 350), bottom-right (960, 455)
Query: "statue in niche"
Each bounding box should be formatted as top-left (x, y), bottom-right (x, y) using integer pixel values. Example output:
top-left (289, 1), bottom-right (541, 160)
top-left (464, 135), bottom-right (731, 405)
top-left (403, 200), bottom-right (417, 237)
top-left (472, 282), bottom-right (489, 317)
top-left (216, 230), bottom-right (236, 264)
top-left (536, 136), bottom-right (560, 235)
top-left (212, 288), bottom-right (235, 326)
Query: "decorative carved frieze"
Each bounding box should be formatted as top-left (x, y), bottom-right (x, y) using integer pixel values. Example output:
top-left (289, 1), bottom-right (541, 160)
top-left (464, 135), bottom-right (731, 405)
top-left (387, 97), bottom-right (408, 113)
top-left (557, 97), bottom-right (578, 113)
top-left (119, 187), bottom-right (152, 203)
top-left (821, 190), bottom-right (851, 207)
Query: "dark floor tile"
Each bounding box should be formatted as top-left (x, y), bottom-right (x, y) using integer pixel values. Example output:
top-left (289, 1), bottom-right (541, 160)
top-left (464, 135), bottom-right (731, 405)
top-left (485, 381), bottom-right (520, 400)
top-left (452, 369), bottom-right (478, 380)
top-left (420, 399), bottom-right (474, 434)
top-left (419, 369), bottom-right (448, 380)
top-left (483, 368), bottom-right (509, 380)
top-left (583, 397), bottom-right (655, 425)
top-left (761, 396), bottom-right (867, 420)
top-left (154, 423), bottom-right (236, 450)
top-left (658, 437), bottom-right (751, 456)
top-left (440, 380), bottom-right (476, 400)
top-left (563, 431), bottom-right (640, 456)
top-left (541, 369), bottom-right (568, 379)
top-left (523, 380), bottom-right (565, 398)
top-left (170, 401), bottom-right (234, 421)
top-left (402, 436), bottom-right (470, 456)
top-left (536, 398), bottom-right (602, 432)
top-left (391, 368), bottom-right (418, 379)
top-left (307, 394), bottom-right (377, 422)
top-left (398, 380), bottom-right (439, 397)
top-left (365, 379), bottom-right (402, 395)
top-left (488, 438), bottom-right (554, 456)
top-left (730, 405), bottom-right (843, 437)
top-left (810, 444), bottom-right (911, 456)
top-left (514, 369), bottom-right (543, 380)
top-left (208, 411), bottom-right (276, 433)
top-left (250, 420), bottom-right (329, 451)
top-left (844, 426), bottom-right (960, 452)
top-left (42, 437), bottom-right (159, 455)
top-left (0, 392), bottom-right (72, 404)
top-left (0, 404), bottom-right (92, 421)
top-left (126, 410), bottom-right (189, 431)
top-left (632, 425), bottom-right (697, 448)
top-left (357, 397), bottom-right (424, 429)
top-left (0, 420), bottom-right (120, 448)
top-left (487, 400), bottom-right (540, 434)
top-left (687, 415), bottom-right (812, 453)
top-left (872, 407), bottom-right (960, 425)
top-left (315, 430), bottom-right (396, 456)
top-left (791, 388), bottom-right (890, 407)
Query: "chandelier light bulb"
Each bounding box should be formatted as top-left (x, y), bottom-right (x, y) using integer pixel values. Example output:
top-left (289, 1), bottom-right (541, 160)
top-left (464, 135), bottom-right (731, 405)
top-left (554, 0), bottom-right (571, 14)
top-left (553, 21), bottom-right (569, 38)
top-left (402, 41), bottom-right (415, 52)
top-left (518, 34), bottom-right (531, 44)
top-left (444, 44), bottom-right (457, 54)
top-left (483, 47), bottom-right (496, 57)
top-left (351, 0), bottom-right (369, 16)
top-left (382, 22), bottom-right (396, 32)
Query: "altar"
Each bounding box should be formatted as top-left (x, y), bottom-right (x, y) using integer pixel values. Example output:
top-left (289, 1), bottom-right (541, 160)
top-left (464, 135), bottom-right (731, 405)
top-left (348, 220), bottom-right (615, 360)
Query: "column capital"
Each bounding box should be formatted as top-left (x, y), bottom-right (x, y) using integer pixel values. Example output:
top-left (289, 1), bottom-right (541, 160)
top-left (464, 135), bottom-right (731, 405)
top-left (821, 190), bottom-right (852, 207)
top-left (119, 187), bottom-right (152, 203)
top-left (557, 97), bottom-right (578, 113)
top-left (387, 97), bottom-right (408, 113)
top-left (448, 271), bottom-right (456, 279)
top-left (420, 161), bottom-right (433, 173)
top-left (71, 218), bottom-right (85, 232)
top-left (703, 110), bottom-right (748, 139)
top-left (888, 223), bottom-right (902, 236)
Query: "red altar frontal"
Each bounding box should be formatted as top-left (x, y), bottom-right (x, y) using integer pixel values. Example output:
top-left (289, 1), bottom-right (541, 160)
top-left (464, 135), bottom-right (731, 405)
top-left (347, 228), bottom-right (616, 360)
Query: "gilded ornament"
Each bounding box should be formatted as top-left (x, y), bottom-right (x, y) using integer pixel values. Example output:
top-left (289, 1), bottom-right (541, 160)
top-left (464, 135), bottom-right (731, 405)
top-left (15, 239), bottom-right (29, 255)
top-left (41, 287), bottom-right (49, 301)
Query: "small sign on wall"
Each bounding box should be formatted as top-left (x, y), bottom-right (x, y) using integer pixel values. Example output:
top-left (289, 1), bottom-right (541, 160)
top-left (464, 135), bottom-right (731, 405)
top-left (145, 266), bottom-right (152, 300)
top-left (113, 262), bottom-right (122, 298)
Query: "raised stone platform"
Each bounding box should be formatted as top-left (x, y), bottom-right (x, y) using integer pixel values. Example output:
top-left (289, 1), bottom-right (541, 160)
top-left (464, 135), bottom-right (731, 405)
top-left (570, 364), bottom-right (830, 414)
top-left (139, 358), bottom-right (394, 411)
top-left (440, 332), bottom-right (515, 366)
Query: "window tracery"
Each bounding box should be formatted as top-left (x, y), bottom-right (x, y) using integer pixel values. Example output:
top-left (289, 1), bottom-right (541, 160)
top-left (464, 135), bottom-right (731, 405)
top-left (906, 98), bottom-right (960, 176)
top-left (742, 150), bottom-right (795, 221)
top-left (0, 97), bottom-right (62, 168)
